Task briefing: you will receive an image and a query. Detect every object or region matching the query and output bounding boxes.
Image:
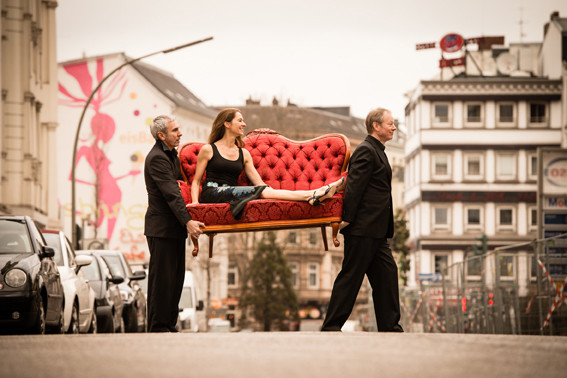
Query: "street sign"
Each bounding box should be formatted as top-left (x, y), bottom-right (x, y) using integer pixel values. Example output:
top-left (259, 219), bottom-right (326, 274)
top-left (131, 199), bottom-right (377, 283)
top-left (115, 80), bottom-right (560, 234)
top-left (416, 42), bottom-right (436, 50)
top-left (439, 33), bottom-right (464, 53)
top-left (418, 273), bottom-right (441, 282)
top-left (538, 147), bottom-right (567, 281)
top-left (439, 57), bottom-right (465, 68)
top-left (465, 36), bottom-right (505, 50)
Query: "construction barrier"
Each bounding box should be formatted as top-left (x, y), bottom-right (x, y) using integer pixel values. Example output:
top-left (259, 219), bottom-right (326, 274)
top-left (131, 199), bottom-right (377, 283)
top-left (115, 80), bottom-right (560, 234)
top-left (399, 233), bottom-right (567, 335)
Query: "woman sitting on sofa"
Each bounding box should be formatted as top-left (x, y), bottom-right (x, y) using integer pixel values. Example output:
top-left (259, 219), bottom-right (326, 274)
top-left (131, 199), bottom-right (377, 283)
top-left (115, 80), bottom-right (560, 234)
top-left (191, 108), bottom-right (345, 219)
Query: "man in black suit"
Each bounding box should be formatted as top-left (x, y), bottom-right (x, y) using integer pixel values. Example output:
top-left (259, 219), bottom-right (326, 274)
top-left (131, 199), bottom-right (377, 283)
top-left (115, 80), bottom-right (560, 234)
top-left (321, 108), bottom-right (403, 332)
top-left (144, 115), bottom-right (204, 332)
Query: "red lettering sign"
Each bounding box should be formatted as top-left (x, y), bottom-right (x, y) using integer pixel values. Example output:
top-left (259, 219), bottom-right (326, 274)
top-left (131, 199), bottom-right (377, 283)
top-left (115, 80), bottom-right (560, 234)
top-left (439, 57), bottom-right (465, 68)
top-left (416, 42), bottom-right (436, 50)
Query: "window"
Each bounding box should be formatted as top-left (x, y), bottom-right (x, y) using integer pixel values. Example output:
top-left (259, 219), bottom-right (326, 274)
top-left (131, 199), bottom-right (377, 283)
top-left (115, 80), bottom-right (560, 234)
top-left (497, 103), bottom-right (515, 126)
top-left (465, 103), bottom-right (482, 125)
top-left (498, 255), bottom-right (515, 279)
top-left (64, 238), bottom-right (76, 267)
top-left (433, 206), bottom-right (450, 230)
top-left (527, 154), bottom-right (537, 180)
top-left (432, 153), bottom-right (451, 180)
top-left (287, 231), bottom-right (297, 244)
top-left (497, 207), bottom-right (515, 231)
top-left (289, 262), bottom-right (299, 289)
top-left (529, 207), bottom-right (538, 230)
top-left (466, 255), bottom-right (482, 278)
top-left (308, 263), bottom-right (319, 289)
top-left (529, 102), bottom-right (547, 125)
top-left (309, 231), bottom-right (317, 246)
top-left (496, 153), bottom-right (516, 180)
top-left (433, 254), bottom-right (449, 274)
top-left (464, 153), bottom-right (483, 180)
top-left (433, 103), bottom-right (450, 126)
top-left (531, 255), bottom-right (538, 278)
top-left (465, 207), bottom-right (482, 230)
top-left (227, 264), bottom-right (238, 288)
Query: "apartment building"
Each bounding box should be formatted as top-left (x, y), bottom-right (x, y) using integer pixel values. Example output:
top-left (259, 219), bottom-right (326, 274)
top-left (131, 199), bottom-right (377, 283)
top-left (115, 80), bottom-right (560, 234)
top-left (0, 0), bottom-right (60, 227)
top-left (403, 12), bottom-right (566, 293)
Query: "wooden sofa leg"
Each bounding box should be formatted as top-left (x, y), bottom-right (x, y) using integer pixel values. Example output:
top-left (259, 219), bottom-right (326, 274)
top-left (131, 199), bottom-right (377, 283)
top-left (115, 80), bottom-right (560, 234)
top-left (331, 222), bottom-right (340, 247)
top-left (191, 235), bottom-right (200, 256)
top-left (208, 233), bottom-right (215, 258)
top-left (320, 226), bottom-right (329, 251)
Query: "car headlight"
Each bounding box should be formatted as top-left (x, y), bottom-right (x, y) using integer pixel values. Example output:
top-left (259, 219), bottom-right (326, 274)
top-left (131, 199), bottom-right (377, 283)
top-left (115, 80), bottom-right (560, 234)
top-left (5, 269), bottom-right (27, 288)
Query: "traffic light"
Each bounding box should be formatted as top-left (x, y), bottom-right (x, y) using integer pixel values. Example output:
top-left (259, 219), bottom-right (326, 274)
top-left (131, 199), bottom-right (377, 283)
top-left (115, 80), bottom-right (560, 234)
top-left (473, 234), bottom-right (488, 255)
top-left (488, 292), bottom-right (494, 307)
top-left (461, 297), bottom-right (467, 312)
top-left (226, 313), bottom-right (235, 327)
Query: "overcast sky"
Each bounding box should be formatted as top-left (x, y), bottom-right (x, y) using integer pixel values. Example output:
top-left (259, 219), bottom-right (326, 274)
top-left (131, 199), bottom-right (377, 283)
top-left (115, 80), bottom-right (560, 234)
top-left (57, 0), bottom-right (567, 121)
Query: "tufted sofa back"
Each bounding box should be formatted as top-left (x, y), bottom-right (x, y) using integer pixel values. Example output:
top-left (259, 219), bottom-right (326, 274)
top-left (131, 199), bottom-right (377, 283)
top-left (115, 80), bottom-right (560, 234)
top-left (179, 129), bottom-right (350, 200)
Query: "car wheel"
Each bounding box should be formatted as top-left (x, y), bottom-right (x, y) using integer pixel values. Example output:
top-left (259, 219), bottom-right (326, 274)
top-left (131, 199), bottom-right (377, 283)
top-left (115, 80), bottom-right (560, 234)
top-left (117, 317), bottom-right (125, 333)
top-left (32, 300), bottom-right (46, 335)
top-left (47, 304), bottom-right (64, 334)
top-left (88, 308), bottom-right (98, 334)
top-left (139, 308), bottom-right (147, 333)
top-left (124, 307), bottom-right (137, 333)
top-left (67, 301), bottom-right (79, 334)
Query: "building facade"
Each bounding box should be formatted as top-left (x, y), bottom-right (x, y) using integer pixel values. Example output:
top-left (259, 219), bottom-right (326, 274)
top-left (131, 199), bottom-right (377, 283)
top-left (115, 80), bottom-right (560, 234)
top-left (1, 0), bottom-right (60, 227)
top-left (57, 53), bottom-right (216, 260)
top-left (403, 12), bottom-right (566, 295)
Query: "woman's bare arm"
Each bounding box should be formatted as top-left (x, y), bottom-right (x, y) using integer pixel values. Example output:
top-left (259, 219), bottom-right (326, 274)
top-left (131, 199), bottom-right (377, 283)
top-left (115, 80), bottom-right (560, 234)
top-left (242, 148), bottom-right (267, 186)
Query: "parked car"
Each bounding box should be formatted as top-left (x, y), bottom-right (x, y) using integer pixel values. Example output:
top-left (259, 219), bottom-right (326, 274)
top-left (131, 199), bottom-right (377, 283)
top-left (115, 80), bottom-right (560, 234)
top-left (178, 271), bottom-right (204, 332)
top-left (0, 216), bottom-right (64, 334)
top-left (79, 250), bottom-right (147, 332)
top-left (207, 318), bottom-right (231, 333)
top-left (41, 229), bottom-right (97, 334)
top-left (77, 251), bottom-right (125, 333)
top-left (137, 268), bottom-right (148, 300)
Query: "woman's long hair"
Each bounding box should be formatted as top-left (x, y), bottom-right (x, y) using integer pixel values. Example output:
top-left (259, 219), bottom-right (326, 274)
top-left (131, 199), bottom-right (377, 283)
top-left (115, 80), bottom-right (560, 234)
top-left (209, 108), bottom-right (244, 147)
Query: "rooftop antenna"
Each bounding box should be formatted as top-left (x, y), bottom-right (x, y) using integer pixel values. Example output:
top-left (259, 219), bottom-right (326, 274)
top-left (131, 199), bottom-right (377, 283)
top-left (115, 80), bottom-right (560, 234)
top-left (519, 6), bottom-right (527, 42)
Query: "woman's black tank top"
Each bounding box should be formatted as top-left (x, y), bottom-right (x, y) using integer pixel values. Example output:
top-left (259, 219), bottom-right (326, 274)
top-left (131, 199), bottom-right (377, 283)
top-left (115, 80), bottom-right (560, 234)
top-left (203, 143), bottom-right (244, 187)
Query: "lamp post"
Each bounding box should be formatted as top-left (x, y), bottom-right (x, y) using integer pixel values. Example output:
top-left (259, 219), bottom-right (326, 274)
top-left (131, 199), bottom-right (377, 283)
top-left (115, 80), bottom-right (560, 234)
top-left (70, 37), bottom-right (213, 247)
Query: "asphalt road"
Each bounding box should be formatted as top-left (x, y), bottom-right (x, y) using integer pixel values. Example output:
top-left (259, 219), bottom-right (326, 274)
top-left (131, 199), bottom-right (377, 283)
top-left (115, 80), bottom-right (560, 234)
top-left (1, 332), bottom-right (566, 378)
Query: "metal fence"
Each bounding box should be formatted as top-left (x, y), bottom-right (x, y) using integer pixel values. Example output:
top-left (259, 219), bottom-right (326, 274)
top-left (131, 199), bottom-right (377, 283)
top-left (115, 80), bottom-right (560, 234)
top-left (400, 233), bottom-right (567, 335)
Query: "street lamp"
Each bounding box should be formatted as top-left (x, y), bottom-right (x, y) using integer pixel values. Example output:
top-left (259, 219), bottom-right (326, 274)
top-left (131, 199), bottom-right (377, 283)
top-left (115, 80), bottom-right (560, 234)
top-left (71, 37), bottom-right (213, 247)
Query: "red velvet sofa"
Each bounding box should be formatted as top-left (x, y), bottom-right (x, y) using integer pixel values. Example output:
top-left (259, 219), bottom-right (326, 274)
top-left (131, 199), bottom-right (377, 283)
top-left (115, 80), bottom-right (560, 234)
top-left (177, 129), bottom-right (350, 257)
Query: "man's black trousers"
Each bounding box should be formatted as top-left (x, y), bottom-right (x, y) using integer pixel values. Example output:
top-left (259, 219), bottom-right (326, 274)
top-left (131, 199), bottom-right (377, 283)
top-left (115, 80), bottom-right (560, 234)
top-left (146, 236), bottom-right (186, 332)
top-left (321, 235), bottom-right (403, 332)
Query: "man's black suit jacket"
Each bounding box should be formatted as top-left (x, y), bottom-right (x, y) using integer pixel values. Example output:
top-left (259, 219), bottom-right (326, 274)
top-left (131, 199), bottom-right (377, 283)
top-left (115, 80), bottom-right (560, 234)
top-left (340, 135), bottom-right (394, 239)
top-left (144, 140), bottom-right (191, 239)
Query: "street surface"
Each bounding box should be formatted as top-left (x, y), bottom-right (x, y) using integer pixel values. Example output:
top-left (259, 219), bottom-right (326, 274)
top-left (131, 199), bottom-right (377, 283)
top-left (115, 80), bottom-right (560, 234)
top-left (1, 332), bottom-right (566, 378)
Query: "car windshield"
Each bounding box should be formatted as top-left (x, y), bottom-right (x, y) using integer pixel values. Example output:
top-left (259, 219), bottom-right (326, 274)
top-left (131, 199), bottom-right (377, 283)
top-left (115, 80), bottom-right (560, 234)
top-left (102, 255), bottom-right (127, 278)
top-left (0, 220), bottom-right (32, 254)
top-left (42, 233), bottom-right (63, 266)
top-left (179, 287), bottom-right (194, 308)
top-left (81, 256), bottom-right (101, 281)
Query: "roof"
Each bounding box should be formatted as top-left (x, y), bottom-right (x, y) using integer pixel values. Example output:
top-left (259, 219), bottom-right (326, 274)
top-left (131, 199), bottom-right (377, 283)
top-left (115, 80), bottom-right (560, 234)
top-left (59, 52), bottom-right (217, 119)
top-left (552, 16), bottom-right (567, 32)
top-left (130, 59), bottom-right (217, 118)
top-left (220, 105), bottom-right (368, 144)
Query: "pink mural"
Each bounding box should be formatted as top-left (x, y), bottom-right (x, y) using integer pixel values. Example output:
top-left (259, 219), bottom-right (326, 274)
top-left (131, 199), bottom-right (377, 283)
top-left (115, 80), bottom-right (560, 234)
top-left (59, 59), bottom-right (140, 241)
